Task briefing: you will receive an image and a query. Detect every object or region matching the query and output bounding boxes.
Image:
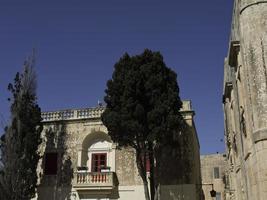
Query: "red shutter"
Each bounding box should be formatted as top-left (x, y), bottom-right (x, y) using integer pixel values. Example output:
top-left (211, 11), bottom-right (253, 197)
top-left (141, 153), bottom-right (150, 172)
top-left (146, 156), bottom-right (150, 172)
top-left (44, 153), bottom-right (58, 175)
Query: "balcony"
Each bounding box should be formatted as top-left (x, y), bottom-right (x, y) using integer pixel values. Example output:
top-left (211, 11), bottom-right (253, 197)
top-left (41, 107), bottom-right (105, 122)
top-left (73, 172), bottom-right (118, 191)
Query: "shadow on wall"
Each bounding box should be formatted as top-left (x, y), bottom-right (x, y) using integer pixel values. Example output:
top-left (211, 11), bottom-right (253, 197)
top-left (160, 184), bottom-right (199, 200)
top-left (156, 121), bottom-right (193, 185)
top-left (37, 122), bottom-right (74, 200)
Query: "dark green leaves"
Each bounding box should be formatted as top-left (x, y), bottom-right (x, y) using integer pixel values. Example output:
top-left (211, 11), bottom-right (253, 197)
top-left (102, 49), bottom-right (183, 147)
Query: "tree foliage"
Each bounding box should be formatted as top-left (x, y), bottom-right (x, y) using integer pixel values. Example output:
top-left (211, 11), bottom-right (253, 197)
top-left (102, 49), bottom-right (184, 200)
top-left (0, 55), bottom-right (43, 200)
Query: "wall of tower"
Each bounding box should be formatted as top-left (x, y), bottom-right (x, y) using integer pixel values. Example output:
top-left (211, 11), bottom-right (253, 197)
top-left (223, 1), bottom-right (267, 199)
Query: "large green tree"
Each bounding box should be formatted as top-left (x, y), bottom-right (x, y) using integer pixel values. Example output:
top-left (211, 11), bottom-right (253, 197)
top-left (102, 49), bottom-right (184, 200)
top-left (0, 55), bottom-right (43, 200)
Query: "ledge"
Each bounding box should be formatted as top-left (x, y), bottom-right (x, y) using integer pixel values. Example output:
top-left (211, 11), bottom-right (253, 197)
top-left (253, 128), bottom-right (267, 143)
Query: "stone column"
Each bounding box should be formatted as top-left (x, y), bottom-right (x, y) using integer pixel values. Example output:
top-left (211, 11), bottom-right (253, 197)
top-left (77, 148), bottom-right (82, 167)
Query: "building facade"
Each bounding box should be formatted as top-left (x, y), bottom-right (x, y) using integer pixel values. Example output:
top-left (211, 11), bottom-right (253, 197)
top-left (223, 1), bottom-right (267, 199)
top-left (200, 154), bottom-right (227, 200)
top-left (35, 100), bottom-right (201, 200)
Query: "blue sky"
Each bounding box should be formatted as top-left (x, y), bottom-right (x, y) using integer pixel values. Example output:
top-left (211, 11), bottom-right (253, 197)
top-left (0, 0), bottom-right (233, 154)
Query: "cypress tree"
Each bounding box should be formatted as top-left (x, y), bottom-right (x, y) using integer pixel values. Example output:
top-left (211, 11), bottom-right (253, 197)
top-left (0, 54), bottom-right (43, 200)
top-left (102, 49), bottom-right (184, 200)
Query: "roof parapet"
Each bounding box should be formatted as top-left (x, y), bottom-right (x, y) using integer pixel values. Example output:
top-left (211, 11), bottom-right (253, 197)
top-left (41, 100), bottom-right (194, 122)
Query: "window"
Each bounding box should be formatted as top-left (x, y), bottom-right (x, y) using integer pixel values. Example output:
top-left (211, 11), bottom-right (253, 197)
top-left (44, 153), bottom-right (58, 175)
top-left (214, 167), bottom-right (220, 179)
top-left (91, 153), bottom-right (107, 172)
top-left (216, 192), bottom-right (221, 200)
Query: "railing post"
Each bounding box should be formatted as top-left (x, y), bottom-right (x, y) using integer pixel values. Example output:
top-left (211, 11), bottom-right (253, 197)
top-left (74, 110), bottom-right (78, 119)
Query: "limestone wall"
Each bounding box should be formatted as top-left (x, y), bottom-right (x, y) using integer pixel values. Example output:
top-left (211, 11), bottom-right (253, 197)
top-left (223, 1), bottom-right (267, 199)
top-left (35, 101), bottom-right (201, 200)
top-left (200, 154), bottom-right (227, 200)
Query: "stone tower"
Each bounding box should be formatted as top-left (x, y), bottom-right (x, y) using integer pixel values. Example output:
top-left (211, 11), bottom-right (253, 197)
top-left (223, 0), bottom-right (267, 199)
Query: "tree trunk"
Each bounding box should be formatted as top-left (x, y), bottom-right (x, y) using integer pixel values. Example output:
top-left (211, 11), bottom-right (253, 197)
top-left (150, 168), bottom-right (155, 200)
top-left (154, 145), bottom-right (162, 200)
top-left (148, 143), bottom-right (155, 200)
top-left (143, 180), bottom-right (151, 200)
top-left (136, 149), bottom-right (150, 200)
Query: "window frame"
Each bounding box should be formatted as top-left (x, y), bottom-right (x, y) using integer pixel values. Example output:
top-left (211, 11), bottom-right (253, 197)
top-left (214, 167), bottom-right (220, 179)
top-left (91, 153), bottom-right (107, 172)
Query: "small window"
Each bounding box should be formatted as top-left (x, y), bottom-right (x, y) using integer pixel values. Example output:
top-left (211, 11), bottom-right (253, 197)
top-left (44, 153), bottom-right (58, 175)
top-left (214, 167), bottom-right (220, 179)
top-left (216, 192), bottom-right (221, 200)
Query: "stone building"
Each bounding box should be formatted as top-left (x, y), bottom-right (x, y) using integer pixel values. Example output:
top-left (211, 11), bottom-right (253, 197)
top-left (35, 100), bottom-right (201, 200)
top-left (200, 154), bottom-right (227, 200)
top-left (223, 1), bottom-right (267, 199)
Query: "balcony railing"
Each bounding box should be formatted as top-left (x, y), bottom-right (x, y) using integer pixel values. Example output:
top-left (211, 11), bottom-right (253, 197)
top-left (73, 172), bottom-right (117, 190)
top-left (41, 101), bottom-right (191, 122)
top-left (41, 107), bottom-right (105, 122)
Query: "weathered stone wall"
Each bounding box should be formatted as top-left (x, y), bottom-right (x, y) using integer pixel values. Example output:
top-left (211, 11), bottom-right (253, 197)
top-left (35, 118), bottom-right (143, 200)
top-left (115, 147), bottom-right (143, 186)
top-left (223, 1), bottom-right (267, 199)
top-left (36, 119), bottom-right (116, 200)
top-left (200, 154), bottom-right (227, 200)
top-left (156, 102), bottom-right (202, 200)
top-left (35, 101), bottom-right (201, 200)
top-left (160, 184), bottom-right (199, 200)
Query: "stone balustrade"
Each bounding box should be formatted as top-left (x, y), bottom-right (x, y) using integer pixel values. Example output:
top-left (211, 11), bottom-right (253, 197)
top-left (41, 107), bottom-right (105, 122)
top-left (42, 100), bottom-right (192, 122)
top-left (73, 172), bottom-right (116, 190)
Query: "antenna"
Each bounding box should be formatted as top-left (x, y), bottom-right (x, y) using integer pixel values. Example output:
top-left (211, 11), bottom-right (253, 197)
top-left (97, 100), bottom-right (103, 107)
top-left (31, 48), bottom-right (36, 66)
